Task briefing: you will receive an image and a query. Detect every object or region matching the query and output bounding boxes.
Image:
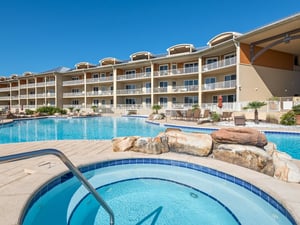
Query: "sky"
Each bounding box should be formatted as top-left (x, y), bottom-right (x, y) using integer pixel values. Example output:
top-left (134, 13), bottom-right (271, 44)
top-left (0, 0), bottom-right (299, 76)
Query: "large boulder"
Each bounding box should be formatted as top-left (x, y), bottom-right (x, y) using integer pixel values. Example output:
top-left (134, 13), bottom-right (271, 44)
top-left (161, 129), bottom-right (212, 156)
top-left (112, 136), bottom-right (169, 154)
top-left (212, 144), bottom-right (274, 176)
top-left (112, 136), bottom-right (138, 152)
top-left (131, 136), bottom-right (169, 154)
top-left (211, 127), bottom-right (267, 147)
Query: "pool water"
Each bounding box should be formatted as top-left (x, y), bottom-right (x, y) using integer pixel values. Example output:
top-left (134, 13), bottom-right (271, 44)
top-left (70, 179), bottom-right (239, 225)
top-left (0, 117), bottom-right (299, 159)
top-left (22, 161), bottom-right (295, 225)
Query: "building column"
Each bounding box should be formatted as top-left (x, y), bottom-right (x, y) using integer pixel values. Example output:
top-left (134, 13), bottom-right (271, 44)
top-left (150, 61), bottom-right (154, 108)
top-left (83, 71), bottom-right (87, 111)
top-left (234, 40), bottom-right (241, 110)
top-left (198, 57), bottom-right (202, 107)
top-left (113, 67), bottom-right (117, 110)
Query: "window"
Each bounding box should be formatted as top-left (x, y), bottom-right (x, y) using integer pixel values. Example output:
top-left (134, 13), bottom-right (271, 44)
top-left (125, 70), bottom-right (136, 75)
top-left (171, 64), bottom-right (177, 74)
top-left (126, 98), bottom-right (136, 104)
top-left (159, 81), bottom-right (168, 92)
top-left (72, 76), bottom-right (79, 80)
top-left (93, 99), bottom-right (99, 105)
top-left (213, 95), bottom-right (236, 103)
top-left (72, 100), bottom-right (79, 105)
top-left (145, 82), bottom-right (151, 93)
top-left (93, 87), bottom-right (99, 92)
top-left (172, 97), bottom-right (177, 104)
top-left (159, 65), bottom-right (168, 75)
top-left (125, 84), bottom-right (136, 89)
top-left (159, 97), bottom-right (168, 107)
top-left (206, 57), bottom-right (218, 69)
top-left (224, 74), bottom-right (236, 88)
top-left (101, 100), bottom-right (106, 105)
top-left (92, 73), bottom-right (99, 78)
top-left (224, 53), bottom-right (236, 65)
top-left (145, 67), bottom-right (151, 75)
top-left (184, 62), bottom-right (198, 73)
top-left (72, 88), bottom-right (79, 93)
top-left (184, 80), bottom-right (198, 86)
top-left (145, 98), bottom-right (151, 105)
top-left (184, 96), bottom-right (198, 105)
top-left (204, 77), bottom-right (216, 90)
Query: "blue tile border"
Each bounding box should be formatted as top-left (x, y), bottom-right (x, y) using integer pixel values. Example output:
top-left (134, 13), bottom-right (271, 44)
top-left (21, 158), bottom-right (297, 225)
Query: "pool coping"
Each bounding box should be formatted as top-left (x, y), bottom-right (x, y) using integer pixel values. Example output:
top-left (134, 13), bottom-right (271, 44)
top-left (0, 140), bottom-right (299, 225)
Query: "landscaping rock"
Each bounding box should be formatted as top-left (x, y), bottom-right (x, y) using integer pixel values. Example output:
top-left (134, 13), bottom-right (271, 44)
top-left (211, 127), bottom-right (267, 147)
top-left (132, 136), bottom-right (169, 154)
top-left (161, 129), bottom-right (212, 156)
top-left (212, 144), bottom-right (274, 176)
top-left (112, 136), bottom-right (138, 152)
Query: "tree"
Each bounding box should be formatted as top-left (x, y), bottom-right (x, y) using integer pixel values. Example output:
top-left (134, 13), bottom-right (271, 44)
top-left (152, 104), bottom-right (162, 114)
top-left (243, 101), bottom-right (267, 124)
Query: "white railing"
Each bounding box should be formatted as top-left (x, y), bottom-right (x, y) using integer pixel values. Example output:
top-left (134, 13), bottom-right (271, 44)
top-left (202, 57), bottom-right (236, 72)
top-left (86, 91), bottom-right (113, 96)
top-left (62, 80), bottom-right (84, 86)
top-left (46, 81), bottom-right (56, 86)
top-left (86, 77), bottom-right (113, 84)
top-left (117, 72), bottom-right (151, 81)
top-left (153, 67), bottom-right (198, 77)
top-left (63, 104), bottom-right (84, 109)
top-left (116, 104), bottom-right (143, 109)
top-left (19, 94), bottom-right (27, 99)
top-left (36, 93), bottom-right (46, 98)
top-left (171, 85), bottom-right (198, 93)
top-left (19, 84), bottom-right (28, 89)
top-left (63, 92), bottom-right (85, 97)
top-left (202, 80), bottom-right (236, 91)
top-left (0, 96), bottom-right (10, 100)
top-left (11, 87), bottom-right (19, 91)
top-left (116, 88), bottom-right (143, 95)
top-left (28, 94), bottom-right (36, 99)
top-left (0, 87), bottom-right (10, 92)
top-left (153, 87), bottom-right (168, 93)
top-left (36, 82), bottom-right (45, 87)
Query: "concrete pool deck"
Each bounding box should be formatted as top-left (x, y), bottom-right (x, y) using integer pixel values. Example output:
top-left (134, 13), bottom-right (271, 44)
top-left (0, 140), bottom-right (300, 225)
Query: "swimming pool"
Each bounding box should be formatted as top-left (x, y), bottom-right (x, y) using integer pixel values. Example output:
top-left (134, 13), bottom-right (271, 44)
top-left (21, 159), bottom-right (296, 225)
top-left (0, 117), bottom-right (299, 159)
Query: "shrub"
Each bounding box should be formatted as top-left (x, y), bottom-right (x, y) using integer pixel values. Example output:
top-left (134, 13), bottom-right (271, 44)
top-left (280, 111), bottom-right (296, 125)
top-left (211, 112), bottom-right (220, 122)
top-left (36, 106), bottom-right (64, 115)
top-left (25, 109), bottom-right (34, 115)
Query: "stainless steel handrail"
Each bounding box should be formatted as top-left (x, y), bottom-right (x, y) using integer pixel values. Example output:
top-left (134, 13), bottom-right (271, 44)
top-left (0, 148), bottom-right (115, 225)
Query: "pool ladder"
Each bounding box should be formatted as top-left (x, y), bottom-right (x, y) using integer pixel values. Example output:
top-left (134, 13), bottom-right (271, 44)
top-left (0, 148), bottom-right (115, 225)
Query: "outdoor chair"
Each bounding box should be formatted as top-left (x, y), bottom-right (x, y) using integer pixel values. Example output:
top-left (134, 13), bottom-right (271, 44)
top-left (193, 109), bottom-right (201, 120)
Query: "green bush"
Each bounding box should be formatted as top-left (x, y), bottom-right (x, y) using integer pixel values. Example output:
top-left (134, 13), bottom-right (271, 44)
top-left (280, 111), bottom-right (296, 125)
top-left (36, 106), bottom-right (64, 115)
top-left (211, 112), bottom-right (220, 122)
top-left (25, 109), bottom-right (34, 115)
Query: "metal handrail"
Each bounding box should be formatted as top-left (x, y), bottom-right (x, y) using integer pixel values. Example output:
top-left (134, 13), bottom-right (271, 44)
top-left (0, 148), bottom-right (115, 225)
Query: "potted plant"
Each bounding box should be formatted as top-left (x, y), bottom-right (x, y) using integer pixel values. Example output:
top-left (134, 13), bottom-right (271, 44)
top-left (243, 101), bottom-right (267, 124)
top-left (292, 104), bottom-right (300, 125)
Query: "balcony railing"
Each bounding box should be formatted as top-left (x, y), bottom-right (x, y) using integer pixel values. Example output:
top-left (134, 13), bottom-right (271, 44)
top-left (116, 104), bottom-right (143, 109)
top-left (117, 72), bottom-right (151, 81)
top-left (86, 77), bottom-right (113, 84)
top-left (0, 87), bottom-right (10, 92)
top-left (171, 85), bottom-right (198, 93)
top-left (46, 81), bottom-right (56, 86)
top-left (62, 80), bottom-right (84, 86)
top-left (11, 87), bottom-right (19, 91)
top-left (0, 96), bottom-right (10, 100)
top-left (153, 87), bottom-right (168, 93)
top-left (116, 88), bottom-right (143, 95)
top-left (202, 57), bottom-right (236, 72)
top-left (87, 90), bottom-right (113, 96)
top-left (202, 80), bottom-right (236, 91)
top-left (63, 92), bottom-right (85, 97)
top-left (154, 67), bottom-right (198, 77)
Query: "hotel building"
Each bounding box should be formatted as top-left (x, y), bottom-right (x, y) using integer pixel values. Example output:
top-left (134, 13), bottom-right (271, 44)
top-left (0, 14), bottom-right (299, 115)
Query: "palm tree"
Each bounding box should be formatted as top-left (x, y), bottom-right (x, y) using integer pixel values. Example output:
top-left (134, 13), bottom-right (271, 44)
top-left (243, 101), bottom-right (267, 124)
top-left (152, 104), bottom-right (162, 114)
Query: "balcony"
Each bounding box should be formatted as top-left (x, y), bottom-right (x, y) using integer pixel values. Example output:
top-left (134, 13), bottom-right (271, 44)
top-left (0, 96), bottom-right (10, 100)
top-left (171, 85), bottom-right (198, 93)
top-left (202, 57), bottom-right (236, 72)
top-left (116, 88), bottom-right (143, 95)
top-left (153, 87), bottom-right (168, 93)
top-left (46, 81), bottom-right (55, 86)
top-left (117, 72), bottom-right (151, 81)
top-left (62, 80), bottom-right (84, 86)
top-left (11, 86), bottom-right (19, 91)
top-left (202, 80), bottom-right (236, 91)
top-left (154, 67), bottom-right (198, 77)
top-left (63, 92), bottom-right (85, 97)
top-left (0, 87), bottom-right (10, 92)
top-left (87, 90), bottom-right (113, 96)
top-left (86, 77), bottom-right (113, 84)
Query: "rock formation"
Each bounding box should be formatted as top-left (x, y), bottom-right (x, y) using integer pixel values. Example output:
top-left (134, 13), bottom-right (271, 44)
top-left (112, 127), bottom-right (300, 183)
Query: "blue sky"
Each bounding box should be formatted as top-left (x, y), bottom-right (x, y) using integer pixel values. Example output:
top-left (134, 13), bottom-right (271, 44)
top-left (0, 0), bottom-right (299, 76)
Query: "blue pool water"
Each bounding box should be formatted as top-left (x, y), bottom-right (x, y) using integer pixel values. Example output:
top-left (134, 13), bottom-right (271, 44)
top-left (22, 160), bottom-right (296, 225)
top-left (0, 117), bottom-right (299, 159)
